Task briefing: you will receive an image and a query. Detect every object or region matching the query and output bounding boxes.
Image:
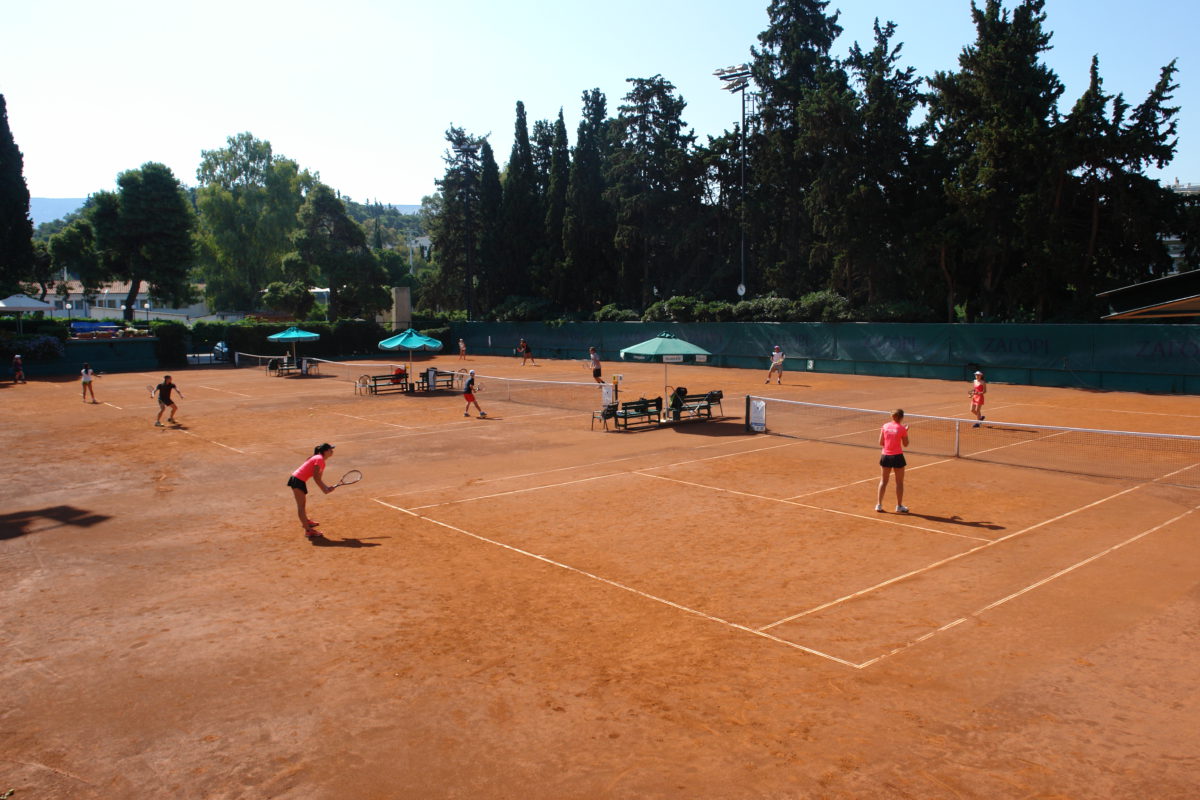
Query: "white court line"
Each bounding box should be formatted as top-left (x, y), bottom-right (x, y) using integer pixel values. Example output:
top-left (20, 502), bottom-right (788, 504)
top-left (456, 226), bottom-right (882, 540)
top-left (857, 503), bottom-right (1199, 668)
top-left (326, 411), bottom-right (413, 429)
top-left (174, 428), bottom-right (246, 454)
top-left (409, 472), bottom-right (626, 510)
top-left (102, 402), bottom-right (123, 410)
top-left (373, 498), bottom-right (860, 668)
top-left (785, 457), bottom-right (955, 501)
top-left (1003, 401), bottom-right (1200, 420)
top-left (758, 481), bottom-right (1146, 631)
top-left (638, 471), bottom-right (987, 542)
top-left (374, 437), bottom-right (784, 502)
top-left (197, 385), bottom-right (253, 398)
top-left (236, 408), bottom-right (579, 455)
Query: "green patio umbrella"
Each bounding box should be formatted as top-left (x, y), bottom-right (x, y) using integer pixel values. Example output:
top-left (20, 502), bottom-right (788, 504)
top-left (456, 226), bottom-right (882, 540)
top-left (267, 325), bottom-right (320, 366)
top-left (378, 328), bottom-right (443, 376)
top-left (620, 331), bottom-right (712, 399)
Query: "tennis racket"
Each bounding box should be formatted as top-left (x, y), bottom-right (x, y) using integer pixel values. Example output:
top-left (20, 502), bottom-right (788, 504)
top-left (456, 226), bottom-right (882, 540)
top-left (331, 469), bottom-right (362, 489)
top-left (146, 384), bottom-right (157, 397)
top-left (473, 381), bottom-right (484, 392)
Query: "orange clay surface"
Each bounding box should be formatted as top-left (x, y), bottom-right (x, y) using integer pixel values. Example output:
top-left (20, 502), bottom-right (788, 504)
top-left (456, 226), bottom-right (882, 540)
top-left (2, 355), bottom-right (1198, 799)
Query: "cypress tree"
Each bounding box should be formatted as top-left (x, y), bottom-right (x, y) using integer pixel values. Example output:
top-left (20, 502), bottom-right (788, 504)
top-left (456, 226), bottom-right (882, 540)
top-left (563, 89), bottom-right (615, 311)
top-left (0, 94), bottom-right (35, 294)
top-left (476, 140), bottom-right (503, 312)
top-left (498, 101), bottom-right (542, 301)
top-left (542, 110), bottom-right (571, 307)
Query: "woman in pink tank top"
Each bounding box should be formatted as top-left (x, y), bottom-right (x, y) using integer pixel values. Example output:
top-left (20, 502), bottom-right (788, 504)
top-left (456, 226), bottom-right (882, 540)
top-left (876, 409), bottom-right (910, 514)
top-left (288, 443), bottom-right (334, 538)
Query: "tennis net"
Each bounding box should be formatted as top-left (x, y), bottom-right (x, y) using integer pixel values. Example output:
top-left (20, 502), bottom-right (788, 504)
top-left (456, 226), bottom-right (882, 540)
top-left (233, 352), bottom-right (404, 381)
top-left (475, 373), bottom-right (607, 412)
top-left (745, 395), bottom-right (1200, 488)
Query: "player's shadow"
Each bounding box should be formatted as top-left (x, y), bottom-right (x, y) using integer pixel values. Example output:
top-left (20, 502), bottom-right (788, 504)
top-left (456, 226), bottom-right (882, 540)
top-left (0, 505), bottom-right (112, 540)
top-left (309, 536), bottom-right (384, 548)
top-left (905, 512), bottom-right (1003, 530)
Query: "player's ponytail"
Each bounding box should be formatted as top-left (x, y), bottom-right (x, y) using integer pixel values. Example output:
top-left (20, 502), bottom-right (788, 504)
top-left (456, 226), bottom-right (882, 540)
top-left (314, 443), bottom-right (334, 455)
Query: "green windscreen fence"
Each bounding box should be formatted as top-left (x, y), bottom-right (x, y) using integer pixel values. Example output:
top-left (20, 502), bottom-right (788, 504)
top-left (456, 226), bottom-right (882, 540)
top-left (450, 322), bottom-right (1200, 394)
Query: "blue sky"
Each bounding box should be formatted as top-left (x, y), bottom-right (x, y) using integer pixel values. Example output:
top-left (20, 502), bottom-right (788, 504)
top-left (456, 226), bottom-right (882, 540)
top-left (3, 0), bottom-right (1196, 205)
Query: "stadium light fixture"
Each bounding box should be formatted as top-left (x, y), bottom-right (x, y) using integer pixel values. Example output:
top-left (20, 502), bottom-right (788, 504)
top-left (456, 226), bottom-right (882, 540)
top-left (715, 63), bottom-right (753, 297)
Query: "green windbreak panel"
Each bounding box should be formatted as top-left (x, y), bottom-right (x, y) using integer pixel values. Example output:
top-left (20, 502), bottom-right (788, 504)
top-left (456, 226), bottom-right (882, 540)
top-left (451, 322), bottom-right (1200, 391)
top-left (836, 323), bottom-right (949, 363)
top-left (1091, 324), bottom-right (1200, 374)
top-left (949, 324), bottom-right (1083, 370)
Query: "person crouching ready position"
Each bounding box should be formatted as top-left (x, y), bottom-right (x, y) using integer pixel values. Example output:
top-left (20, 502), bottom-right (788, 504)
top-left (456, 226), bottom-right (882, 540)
top-left (289, 443), bottom-right (335, 538)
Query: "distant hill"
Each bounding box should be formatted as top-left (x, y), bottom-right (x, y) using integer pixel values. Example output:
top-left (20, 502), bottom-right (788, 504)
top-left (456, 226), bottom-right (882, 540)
top-left (31, 198), bottom-right (419, 227)
top-left (31, 198), bottom-right (86, 227)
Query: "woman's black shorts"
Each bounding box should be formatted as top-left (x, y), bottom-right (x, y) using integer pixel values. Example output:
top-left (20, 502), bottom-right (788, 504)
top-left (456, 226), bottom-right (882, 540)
top-left (879, 454), bottom-right (907, 469)
top-left (287, 475), bottom-right (307, 494)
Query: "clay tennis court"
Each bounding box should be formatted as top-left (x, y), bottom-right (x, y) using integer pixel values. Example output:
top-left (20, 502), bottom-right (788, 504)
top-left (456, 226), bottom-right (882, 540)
top-left (2, 356), bottom-right (1198, 798)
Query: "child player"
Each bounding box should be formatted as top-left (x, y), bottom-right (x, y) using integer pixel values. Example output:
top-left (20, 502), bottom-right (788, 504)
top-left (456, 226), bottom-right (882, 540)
top-left (969, 370), bottom-right (987, 427)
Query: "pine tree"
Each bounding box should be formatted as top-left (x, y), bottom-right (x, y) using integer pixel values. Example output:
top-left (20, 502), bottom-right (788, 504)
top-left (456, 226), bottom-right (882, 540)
top-left (428, 127), bottom-right (481, 312)
top-left (927, 0), bottom-right (1063, 320)
top-left (0, 94), bottom-right (35, 294)
top-left (287, 183), bottom-right (390, 320)
top-left (748, 0), bottom-right (844, 297)
top-left (75, 163), bottom-right (197, 320)
top-left (606, 75), bottom-right (698, 308)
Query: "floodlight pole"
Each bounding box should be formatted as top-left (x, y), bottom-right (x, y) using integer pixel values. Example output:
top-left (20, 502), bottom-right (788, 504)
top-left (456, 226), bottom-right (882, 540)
top-left (714, 64), bottom-right (753, 298)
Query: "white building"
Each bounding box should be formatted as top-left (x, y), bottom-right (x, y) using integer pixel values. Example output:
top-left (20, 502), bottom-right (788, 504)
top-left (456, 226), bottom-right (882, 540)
top-left (48, 281), bottom-right (234, 322)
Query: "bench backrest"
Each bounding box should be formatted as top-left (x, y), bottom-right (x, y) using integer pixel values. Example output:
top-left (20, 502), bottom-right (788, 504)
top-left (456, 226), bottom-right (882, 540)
top-left (622, 397), bottom-right (662, 412)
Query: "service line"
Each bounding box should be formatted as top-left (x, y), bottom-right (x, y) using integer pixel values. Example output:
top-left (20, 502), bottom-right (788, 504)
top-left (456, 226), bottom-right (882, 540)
top-left (373, 498), bottom-right (860, 669)
top-left (857, 502), bottom-right (1199, 668)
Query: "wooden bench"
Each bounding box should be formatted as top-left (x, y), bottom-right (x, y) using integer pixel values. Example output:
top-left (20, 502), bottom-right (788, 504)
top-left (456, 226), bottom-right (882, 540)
top-left (667, 389), bottom-right (724, 422)
top-left (267, 358), bottom-right (299, 376)
top-left (358, 372), bottom-right (411, 395)
top-left (415, 370), bottom-right (458, 392)
top-left (613, 397), bottom-right (662, 430)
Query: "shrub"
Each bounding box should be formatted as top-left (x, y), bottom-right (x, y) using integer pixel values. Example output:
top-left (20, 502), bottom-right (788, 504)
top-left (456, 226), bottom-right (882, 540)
top-left (151, 320), bottom-right (189, 367)
top-left (0, 333), bottom-right (65, 361)
top-left (419, 326), bottom-right (451, 348)
top-left (857, 299), bottom-right (939, 323)
top-left (796, 290), bottom-right (850, 322)
top-left (694, 300), bottom-right (736, 322)
top-left (732, 296), bottom-right (799, 322)
top-left (490, 295), bottom-right (556, 322)
top-left (593, 303), bottom-right (639, 322)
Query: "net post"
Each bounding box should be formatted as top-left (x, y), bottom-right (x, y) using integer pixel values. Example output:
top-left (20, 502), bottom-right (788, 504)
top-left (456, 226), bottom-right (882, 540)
top-left (954, 419), bottom-right (960, 457)
top-left (744, 395), bottom-right (750, 432)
